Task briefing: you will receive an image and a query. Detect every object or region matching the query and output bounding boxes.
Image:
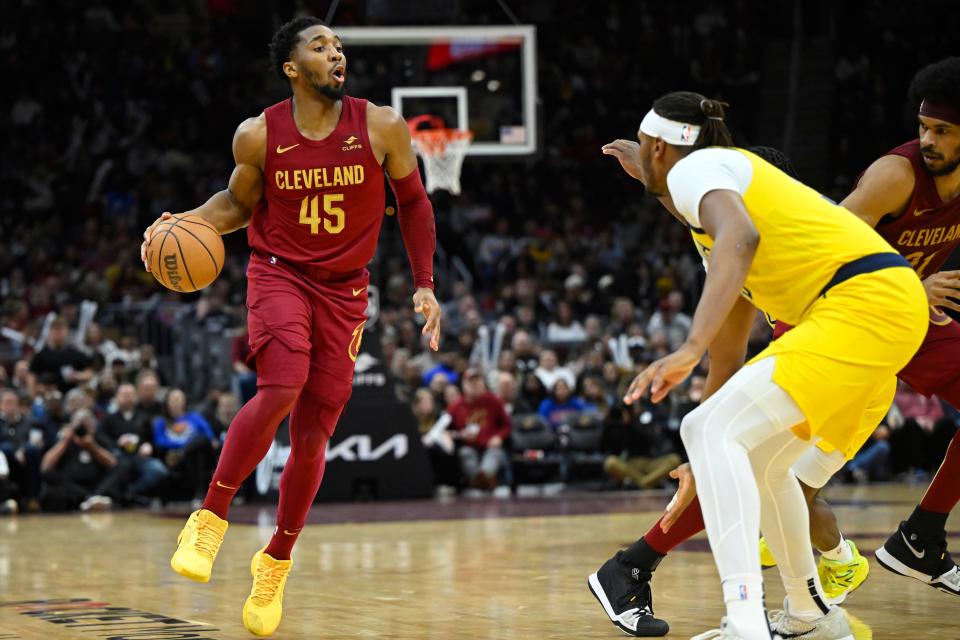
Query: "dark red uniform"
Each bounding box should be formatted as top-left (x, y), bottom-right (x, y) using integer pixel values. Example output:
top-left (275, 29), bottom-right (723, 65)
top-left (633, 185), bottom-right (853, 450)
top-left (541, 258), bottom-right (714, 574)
top-left (775, 139), bottom-right (960, 405)
top-left (246, 96), bottom-right (384, 406)
top-left (878, 140), bottom-right (960, 279)
top-left (877, 140), bottom-right (960, 403)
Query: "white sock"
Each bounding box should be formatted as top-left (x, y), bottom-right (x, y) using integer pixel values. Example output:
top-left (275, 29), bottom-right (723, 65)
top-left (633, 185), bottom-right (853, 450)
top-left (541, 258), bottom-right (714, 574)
top-left (782, 573), bottom-right (830, 622)
top-left (820, 535), bottom-right (853, 563)
top-left (723, 577), bottom-right (771, 640)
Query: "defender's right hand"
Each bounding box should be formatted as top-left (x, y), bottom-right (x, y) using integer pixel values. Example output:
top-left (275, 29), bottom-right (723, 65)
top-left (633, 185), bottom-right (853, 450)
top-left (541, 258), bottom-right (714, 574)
top-left (922, 269), bottom-right (960, 313)
top-left (601, 139), bottom-right (644, 181)
top-left (141, 212), bottom-right (174, 271)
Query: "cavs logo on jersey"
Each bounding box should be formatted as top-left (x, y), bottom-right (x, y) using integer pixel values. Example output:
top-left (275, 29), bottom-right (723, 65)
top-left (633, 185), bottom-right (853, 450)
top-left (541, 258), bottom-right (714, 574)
top-left (342, 135), bottom-right (363, 151)
top-left (348, 320), bottom-right (366, 362)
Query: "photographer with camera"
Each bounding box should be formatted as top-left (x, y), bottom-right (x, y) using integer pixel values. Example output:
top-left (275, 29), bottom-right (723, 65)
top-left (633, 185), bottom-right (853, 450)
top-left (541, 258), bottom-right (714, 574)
top-left (39, 408), bottom-right (123, 511)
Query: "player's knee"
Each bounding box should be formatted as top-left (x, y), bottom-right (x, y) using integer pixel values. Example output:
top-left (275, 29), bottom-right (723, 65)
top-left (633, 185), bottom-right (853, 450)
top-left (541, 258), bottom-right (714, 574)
top-left (291, 390), bottom-right (340, 461)
top-left (258, 384), bottom-right (302, 413)
top-left (295, 428), bottom-right (330, 462)
top-left (679, 409), bottom-right (708, 455)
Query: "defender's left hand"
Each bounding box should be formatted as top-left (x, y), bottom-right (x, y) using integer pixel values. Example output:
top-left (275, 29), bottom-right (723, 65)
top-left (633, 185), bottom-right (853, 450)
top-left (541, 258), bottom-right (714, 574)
top-left (624, 343), bottom-right (702, 405)
top-left (413, 288), bottom-right (442, 351)
top-left (661, 463), bottom-right (697, 533)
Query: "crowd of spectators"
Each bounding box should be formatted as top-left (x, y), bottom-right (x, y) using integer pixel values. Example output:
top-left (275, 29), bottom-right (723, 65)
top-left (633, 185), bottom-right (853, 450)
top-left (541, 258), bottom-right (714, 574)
top-left (1, 1), bottom-right (958, 508)
top-left (0, 314), bottom-right (240, 513)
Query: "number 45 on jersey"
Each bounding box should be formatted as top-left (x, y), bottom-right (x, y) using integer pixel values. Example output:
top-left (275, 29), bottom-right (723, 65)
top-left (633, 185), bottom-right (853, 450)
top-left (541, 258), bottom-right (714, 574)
top-left (300, 193), bottom-right (345, 234)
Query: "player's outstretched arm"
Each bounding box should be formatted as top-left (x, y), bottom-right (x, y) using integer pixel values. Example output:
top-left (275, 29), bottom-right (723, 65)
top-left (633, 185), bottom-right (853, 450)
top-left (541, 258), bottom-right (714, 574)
top-left (372, 105), bottom-right (442, 350)
top-left (623, 191), bottom-right (759, 404)
top-left (840, 154), bottom-right (914, 228)
top-left (140, 116), bottom-right (266, 271)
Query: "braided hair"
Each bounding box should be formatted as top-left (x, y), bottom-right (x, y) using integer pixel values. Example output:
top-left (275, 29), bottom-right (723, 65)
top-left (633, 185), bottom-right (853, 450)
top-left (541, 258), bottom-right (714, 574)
top-left (747, 146), bottom-right (800, 180)
top-left (651, 91), bottom-right (733, 150)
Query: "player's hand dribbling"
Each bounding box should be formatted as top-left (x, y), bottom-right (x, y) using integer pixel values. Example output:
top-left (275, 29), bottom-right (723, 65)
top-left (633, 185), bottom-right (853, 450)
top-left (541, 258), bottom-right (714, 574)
top-left (601, 139), bottom-right (644, 181)
top-left (624, 343), bottom-right (702, 405)
top-left (922, 269), bottom-right (960, 312)
top-left (413, 287), bottom-right (442, 351)
top-left (661, 462), bottom-right (697, 533)
top-left (141, 212), bottom-right (174, 271)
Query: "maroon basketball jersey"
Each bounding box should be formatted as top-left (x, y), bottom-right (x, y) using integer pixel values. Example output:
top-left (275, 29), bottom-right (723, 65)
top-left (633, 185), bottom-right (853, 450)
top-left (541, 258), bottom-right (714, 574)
top-left (248, 96), bottom-right (386, 272)
top-left (874, 139), bottom-right (960, 279)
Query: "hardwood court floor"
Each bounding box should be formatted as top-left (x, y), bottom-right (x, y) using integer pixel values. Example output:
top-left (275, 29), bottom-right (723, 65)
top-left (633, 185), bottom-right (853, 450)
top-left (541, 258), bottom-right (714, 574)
top-left (0, 484), bottom-right (957, 639)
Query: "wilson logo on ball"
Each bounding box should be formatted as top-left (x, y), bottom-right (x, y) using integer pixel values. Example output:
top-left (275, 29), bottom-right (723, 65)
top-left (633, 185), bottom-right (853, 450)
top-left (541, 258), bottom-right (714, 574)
top-left (147, 214), bottom-right (225, 293)
top-left (163, 254), bottom-right (184, 291)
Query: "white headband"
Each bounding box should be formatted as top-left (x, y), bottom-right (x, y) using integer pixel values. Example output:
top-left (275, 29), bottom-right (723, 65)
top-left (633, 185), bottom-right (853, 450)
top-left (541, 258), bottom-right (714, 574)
top-left (639, 109), bottom-right (700, 146)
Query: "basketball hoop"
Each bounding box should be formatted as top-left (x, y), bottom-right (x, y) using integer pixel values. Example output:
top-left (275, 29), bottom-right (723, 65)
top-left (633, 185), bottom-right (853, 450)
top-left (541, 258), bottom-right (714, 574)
top-left (408, 115), bottom-right (473, 195)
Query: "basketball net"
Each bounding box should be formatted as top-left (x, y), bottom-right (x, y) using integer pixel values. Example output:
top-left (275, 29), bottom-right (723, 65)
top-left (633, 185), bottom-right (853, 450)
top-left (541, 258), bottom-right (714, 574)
top-left (408, 115), bottom-right (472, 195)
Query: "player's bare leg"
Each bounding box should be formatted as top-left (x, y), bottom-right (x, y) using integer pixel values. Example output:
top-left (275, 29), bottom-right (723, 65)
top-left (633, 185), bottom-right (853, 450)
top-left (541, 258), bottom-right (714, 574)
top-left (795, 484), bottom-right (870, 604)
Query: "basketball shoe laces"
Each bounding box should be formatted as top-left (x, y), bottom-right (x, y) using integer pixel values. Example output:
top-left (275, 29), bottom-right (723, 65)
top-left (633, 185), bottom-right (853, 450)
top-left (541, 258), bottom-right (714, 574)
top-left (194, 520), bottom-right (225, 560)
top-left (820, 558), bottom-right (858, 591)
top-left (617, 573), bottom-right (654, 618)
top-left (252, 563), bottom-right (287, 605)
top-left (767, 609), bottom-right (815, 635)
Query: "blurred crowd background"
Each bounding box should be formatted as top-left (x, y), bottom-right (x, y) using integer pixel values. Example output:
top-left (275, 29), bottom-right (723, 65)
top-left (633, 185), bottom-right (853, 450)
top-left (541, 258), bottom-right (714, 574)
top-left (1, 0), bottom-right (958, 512)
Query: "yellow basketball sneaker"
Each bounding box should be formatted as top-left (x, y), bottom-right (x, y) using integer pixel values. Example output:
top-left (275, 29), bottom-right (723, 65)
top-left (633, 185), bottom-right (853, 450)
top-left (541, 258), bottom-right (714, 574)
top-left (819, 539), bottom-right (870, 604)
top-left (170, 509), bottom-right (228, 583)
top-left (243, 548), bottom-right (292, 637)
top-left (759, 537), bottom-right (777, 569)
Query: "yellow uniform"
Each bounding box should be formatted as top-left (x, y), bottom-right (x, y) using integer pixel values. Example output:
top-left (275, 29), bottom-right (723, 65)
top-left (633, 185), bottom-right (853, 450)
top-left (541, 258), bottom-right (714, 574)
top-left (672, 148), bottom-right (927, 458)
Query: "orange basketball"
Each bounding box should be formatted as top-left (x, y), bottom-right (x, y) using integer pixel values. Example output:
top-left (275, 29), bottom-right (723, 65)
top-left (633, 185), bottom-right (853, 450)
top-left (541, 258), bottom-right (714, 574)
top-left (147, 214), bottom-right (224, 293)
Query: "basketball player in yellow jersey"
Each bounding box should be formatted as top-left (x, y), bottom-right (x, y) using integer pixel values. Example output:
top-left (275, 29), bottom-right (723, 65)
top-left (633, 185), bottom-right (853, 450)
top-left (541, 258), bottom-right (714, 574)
top-left (610, 91), bottom-right (928, 640)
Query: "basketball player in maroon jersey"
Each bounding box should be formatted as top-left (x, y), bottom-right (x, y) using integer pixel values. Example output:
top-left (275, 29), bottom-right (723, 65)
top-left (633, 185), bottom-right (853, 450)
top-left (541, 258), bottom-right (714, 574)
top-left (850, 56), bottom-right (960, 596)
top-left (590, 57), bottom-right (960, 638)
top-left (139, 17), bottom-right (442, 636)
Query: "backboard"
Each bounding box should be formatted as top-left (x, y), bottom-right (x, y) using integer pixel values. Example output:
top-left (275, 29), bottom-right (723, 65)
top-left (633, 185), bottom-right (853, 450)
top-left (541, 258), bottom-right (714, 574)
top-left (336, 26), bottom-right (538, 156)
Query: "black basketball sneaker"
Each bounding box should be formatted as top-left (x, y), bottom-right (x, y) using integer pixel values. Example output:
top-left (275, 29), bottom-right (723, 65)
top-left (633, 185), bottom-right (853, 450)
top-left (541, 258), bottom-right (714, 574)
top-left (588, 551), bottom-right (670, 637)
top-left (875, 520), bottom-right (960, 596)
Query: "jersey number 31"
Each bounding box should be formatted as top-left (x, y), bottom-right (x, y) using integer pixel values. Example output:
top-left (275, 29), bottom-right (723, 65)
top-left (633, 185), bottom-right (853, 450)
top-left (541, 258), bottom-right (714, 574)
top-left (299, 193), bottom-right (345, 234)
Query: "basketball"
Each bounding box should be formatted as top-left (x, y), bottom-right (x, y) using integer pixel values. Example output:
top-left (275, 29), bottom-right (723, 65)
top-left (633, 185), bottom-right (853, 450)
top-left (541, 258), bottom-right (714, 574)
top-left (147, 214), bottom-right (224, 293)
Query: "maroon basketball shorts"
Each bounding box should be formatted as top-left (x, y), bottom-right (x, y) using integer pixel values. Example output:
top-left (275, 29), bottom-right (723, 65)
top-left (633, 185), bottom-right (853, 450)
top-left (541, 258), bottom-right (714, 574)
top-left (774, 307), bottom-right (960, 408)
top-left (897, 309), bottom-right (960, 407)
top-left (245, 252), bottom-right (368, 408)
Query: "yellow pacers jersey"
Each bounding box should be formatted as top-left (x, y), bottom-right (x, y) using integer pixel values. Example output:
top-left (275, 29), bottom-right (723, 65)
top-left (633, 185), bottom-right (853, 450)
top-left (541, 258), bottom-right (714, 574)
top-left (681, 148), bottom-right (897, 325)
top-left (671, 148), bottom-right (928, 457)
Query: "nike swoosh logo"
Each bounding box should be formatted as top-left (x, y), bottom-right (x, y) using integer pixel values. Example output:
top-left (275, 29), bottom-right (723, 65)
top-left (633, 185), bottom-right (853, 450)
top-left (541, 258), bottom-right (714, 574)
top-left (902, 531), bottom-right (925, 558)
top-left (914, 208), bottom-right (935, 217)
top-left (276, 143), bottom-right (300, 154)
top-left (215, 480), bottom-right (238, 490)
top-left (352, 287), bottom-right (365, 296)
top-left (283, 529), bottom-right (299, 536)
